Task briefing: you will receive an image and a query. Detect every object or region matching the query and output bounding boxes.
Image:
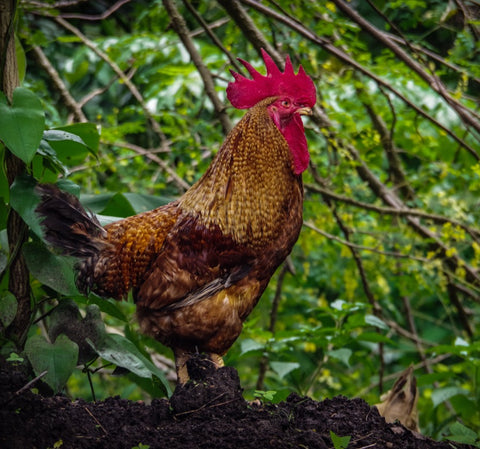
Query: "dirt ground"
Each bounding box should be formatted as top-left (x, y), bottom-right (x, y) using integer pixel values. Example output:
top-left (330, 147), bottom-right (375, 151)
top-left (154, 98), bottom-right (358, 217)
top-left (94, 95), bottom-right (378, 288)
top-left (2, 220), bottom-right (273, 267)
top-left (0, 356), bottom-right (472, 449)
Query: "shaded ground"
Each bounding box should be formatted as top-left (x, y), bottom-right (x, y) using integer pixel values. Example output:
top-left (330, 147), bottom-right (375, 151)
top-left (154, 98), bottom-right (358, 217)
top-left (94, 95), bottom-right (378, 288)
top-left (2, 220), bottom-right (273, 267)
top-left (0, 356), bottom-right (471, 449)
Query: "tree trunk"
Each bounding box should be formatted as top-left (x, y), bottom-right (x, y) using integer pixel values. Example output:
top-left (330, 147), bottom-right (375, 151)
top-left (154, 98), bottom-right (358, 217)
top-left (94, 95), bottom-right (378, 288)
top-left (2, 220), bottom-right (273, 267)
top-left (1, 0), bottom-right (32, 347)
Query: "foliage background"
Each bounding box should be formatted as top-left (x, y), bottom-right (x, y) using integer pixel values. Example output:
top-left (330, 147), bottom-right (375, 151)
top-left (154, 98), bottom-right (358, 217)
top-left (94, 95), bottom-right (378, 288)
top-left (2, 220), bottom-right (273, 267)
top-left (1, 0), bottom-right (480, 440)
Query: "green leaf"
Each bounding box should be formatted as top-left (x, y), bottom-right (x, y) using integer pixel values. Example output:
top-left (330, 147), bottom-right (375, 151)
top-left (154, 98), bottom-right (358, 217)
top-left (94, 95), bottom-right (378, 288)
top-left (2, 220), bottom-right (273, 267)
top-left (364, 314), bottom-right (389, 330)
top-left (240, 338), bottom-right (264, 355)
top-left (270, 361), bottom-right (300, 379)
top-left (76, 295), bottom-right (128, 322)
top-left (25, 334), bottom-right (79, 393)
top-left (88, 333), bottom-right (172, 396)
top-left (330, 431), bottom-right (351, 449)
top-left (356, 332), bottom-right (395, 344)
top-left (36, 140), bottom-right (70, 177)
top-left (54, 123), bottom-right (99, 153)
top-left (0, 291), bottom-right (17, 327)
top-left (9, 174), bottom-right (43, 237)
top-left (327, 348), bottom-right (352, 367)
top-left (80, 193), bottom-right (136, 218)
top-left (101, 193), bottom-right (137, 217)
top-left (23, 241), bottom-right (78, 296)
top-left (123, 193), bottom-right (172, 213)
top-left (0, 88), bottom-right (45, 163)
top-left (431, 386), bottom-right (469, 408)
top-left (445, 421), bottom-right (479, 445)
top-left (43, 124), bottom-right (99, 168)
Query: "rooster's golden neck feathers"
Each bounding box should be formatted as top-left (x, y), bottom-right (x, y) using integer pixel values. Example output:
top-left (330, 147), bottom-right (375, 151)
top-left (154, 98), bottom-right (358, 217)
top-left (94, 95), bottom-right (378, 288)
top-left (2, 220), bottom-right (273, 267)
top-left (179, 99), bottom-right (301, 246)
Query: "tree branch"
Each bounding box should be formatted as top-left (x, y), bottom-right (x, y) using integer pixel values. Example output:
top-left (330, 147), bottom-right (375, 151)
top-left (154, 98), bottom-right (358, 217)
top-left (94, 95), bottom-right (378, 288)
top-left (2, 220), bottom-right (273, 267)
top-left (31, 45), bottom-right (87, 122)
top-left (331, 0), bottom-right (480, 136)
top-left (163, 0), bottom-right (232, 135)
top-left (238, 0), bottom-right (480, 160)
top-left (182, 0), bottom-right (244, 73)
top-left (54, 16), bottom-right (189, 193)
top-left (1, 0), bottom-right (31, 347)
top-left (305, 183), bottom-right (480, 242)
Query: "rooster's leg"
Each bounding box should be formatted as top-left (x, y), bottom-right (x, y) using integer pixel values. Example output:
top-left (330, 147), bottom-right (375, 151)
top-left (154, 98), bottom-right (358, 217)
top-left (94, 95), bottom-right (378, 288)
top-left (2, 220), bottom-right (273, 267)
top-left (174, 348), bottom-right (190, 384)
top-left (209, 353), bottom-right (224, 369)
top-left (174, 349), bottom-right (225, 384)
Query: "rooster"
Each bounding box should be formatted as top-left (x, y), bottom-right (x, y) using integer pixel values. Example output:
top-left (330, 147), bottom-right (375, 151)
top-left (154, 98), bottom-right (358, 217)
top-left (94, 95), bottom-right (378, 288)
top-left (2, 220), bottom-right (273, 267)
top-left (36, 49), bottom-right (316, 384)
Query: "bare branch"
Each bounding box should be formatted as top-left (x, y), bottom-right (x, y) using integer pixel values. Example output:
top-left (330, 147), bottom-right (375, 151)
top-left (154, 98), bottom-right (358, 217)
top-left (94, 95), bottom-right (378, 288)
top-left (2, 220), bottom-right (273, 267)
top-left (54, 16), bottom-right (189, 193)
top-left (182, 0), bottom-right (244, 73)
top-left (59, 0), bottom-right (131, 20)
top-left (303, 221), bottom-right (428, 263)
top-left (305, 183), bottom-right (480, 242)
top-left (31, 45), bottom-right (87, 122)
top-left (331, 0), bottom-right (480, 136)
top-left (238, 0), bottom-right (480, 160)
top-left (163, 0), bottom-right (232, 135)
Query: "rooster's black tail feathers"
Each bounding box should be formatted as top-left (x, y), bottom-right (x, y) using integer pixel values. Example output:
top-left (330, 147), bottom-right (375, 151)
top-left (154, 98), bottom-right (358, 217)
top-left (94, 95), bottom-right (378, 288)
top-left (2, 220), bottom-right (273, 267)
top-left (35, 184), bottom-right (106, 259)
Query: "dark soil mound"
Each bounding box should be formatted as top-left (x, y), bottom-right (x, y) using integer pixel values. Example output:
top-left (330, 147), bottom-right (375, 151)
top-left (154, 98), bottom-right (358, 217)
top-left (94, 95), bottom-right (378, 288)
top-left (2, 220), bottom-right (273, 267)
top-left (0, 356), bottom-right (470, 449)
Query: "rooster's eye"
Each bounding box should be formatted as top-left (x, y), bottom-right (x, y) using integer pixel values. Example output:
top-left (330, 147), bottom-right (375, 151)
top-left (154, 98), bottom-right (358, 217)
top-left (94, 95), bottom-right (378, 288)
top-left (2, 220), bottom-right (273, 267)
top-left (281, 99), bottom-right (291, 108)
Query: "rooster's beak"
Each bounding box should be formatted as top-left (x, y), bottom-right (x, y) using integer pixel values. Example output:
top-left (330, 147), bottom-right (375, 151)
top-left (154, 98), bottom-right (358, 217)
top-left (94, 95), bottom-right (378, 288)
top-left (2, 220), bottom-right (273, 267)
top-left (297, 107), bottom-right (312, 116)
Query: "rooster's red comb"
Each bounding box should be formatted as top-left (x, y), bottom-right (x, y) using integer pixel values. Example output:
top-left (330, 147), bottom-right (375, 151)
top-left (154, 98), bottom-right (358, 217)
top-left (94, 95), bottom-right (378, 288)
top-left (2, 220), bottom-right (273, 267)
top-left (226, 49), bottom-right (316, 109)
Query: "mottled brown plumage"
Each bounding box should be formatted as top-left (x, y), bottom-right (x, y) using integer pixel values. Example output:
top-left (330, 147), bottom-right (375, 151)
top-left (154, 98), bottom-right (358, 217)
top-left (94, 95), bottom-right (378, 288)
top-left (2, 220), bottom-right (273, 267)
top-left (36, 51), bottom-right (316, 383)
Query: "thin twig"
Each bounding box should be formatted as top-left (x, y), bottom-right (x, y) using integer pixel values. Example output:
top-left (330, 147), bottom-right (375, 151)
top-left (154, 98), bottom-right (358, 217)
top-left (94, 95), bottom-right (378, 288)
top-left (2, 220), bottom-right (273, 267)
top-left (163, 0), bottom-right (232, 135)
top-left (83, 406), bottom-right (107, 435)
top-left (173, 393), bottom-right (240, 417)
top-left (238, 0), bottom-right (480, 160)
top-left (331, 0), bottom-right (480, 136)
top-left (3, 370), bottom-right (48, 405)
top-left (305, 183), bottom-right (480, 242)
top-left (31, 45), bottom-right (87, 122)
top-left (59, 0), bottom-right (131, 20)
top-left (182, 0), bottom-right (244, 73)
top-left (54, 16), bottom-right (189, 193)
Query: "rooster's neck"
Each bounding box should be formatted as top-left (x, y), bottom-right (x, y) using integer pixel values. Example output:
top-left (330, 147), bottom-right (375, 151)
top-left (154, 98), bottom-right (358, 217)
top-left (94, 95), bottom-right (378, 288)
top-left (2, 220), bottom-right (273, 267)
top-left (179, 103), bottom-right (302, 246)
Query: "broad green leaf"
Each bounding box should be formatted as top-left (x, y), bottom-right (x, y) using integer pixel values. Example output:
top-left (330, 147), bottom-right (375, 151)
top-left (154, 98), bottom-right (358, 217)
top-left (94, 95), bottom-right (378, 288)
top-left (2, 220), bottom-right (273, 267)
top-left (0, 88), bottom-right (45, 163)
top-left (82, 193), bottom-right (135, 218)
top-left (0, 144), bottom-right (9, 202)
top-left (79, 193), bottom-right (116, 213)
top-left (23, 241), bottom-right (78, 296)
top-left (240, 338), bottom-right (264, 355)
top-left (123, 193), bottom-right (173, 213)
top-left (270, 361), bottom-right (300, 379)
top-left (9, 174), bottom-right (43, 237)
top-left (54, 123), bottom-right (99, 153)
top-left (56, 178), bottom-right (81, 197)
top-left (99, 193), bottom-right (136, 217)
top-left (75, 295), bottom-right (128, 322)
top-left (88, 333), bottom-right (171, 396)
top-left (327, 348), bottom-right (352, 367)
top-left (36, 140), bottom-right (70, 177)
top-left (43, 124), bottom-right (99, 168)
top-left (330, 431), bottom-right (351, 449)
top-left (446, 421), bottom-right (479, 445)
top-left (43, 130), bottom-right (89, 146)
top-left (25, 334), bottom-right (79, 393)
top-left (356, 332), bottom-right (395, 344)
top-left (0, 291), bottom-right (17, 327)
top-left (431, 386), bottom-right (469, 408)
top-left (364, 314), bottom-right (389, 330)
